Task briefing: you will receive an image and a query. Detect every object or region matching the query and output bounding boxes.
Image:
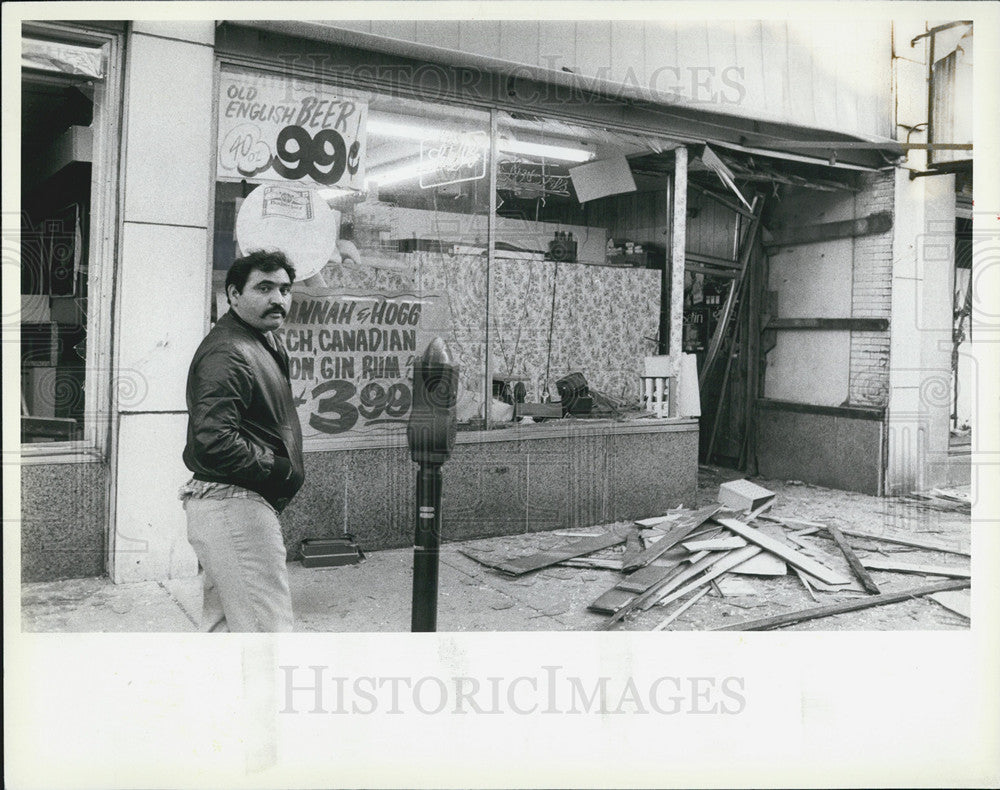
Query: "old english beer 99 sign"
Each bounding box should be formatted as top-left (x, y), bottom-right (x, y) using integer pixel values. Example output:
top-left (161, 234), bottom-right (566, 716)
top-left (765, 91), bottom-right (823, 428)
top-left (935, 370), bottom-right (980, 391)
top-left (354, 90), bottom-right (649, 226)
top-left (273, 288), bottom-right (449, 442)
top-left (217, 67), bottom-right (368, 189)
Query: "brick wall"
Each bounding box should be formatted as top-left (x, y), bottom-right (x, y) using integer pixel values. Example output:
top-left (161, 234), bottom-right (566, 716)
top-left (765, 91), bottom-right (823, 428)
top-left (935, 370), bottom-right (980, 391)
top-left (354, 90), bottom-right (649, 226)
top-left (848, 170), bottom-right (895, 406)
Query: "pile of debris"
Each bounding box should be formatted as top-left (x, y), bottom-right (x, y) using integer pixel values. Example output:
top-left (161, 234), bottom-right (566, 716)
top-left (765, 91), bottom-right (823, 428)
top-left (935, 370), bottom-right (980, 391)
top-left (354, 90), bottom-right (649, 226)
top-left (461, 479), bottom-right (971, 631)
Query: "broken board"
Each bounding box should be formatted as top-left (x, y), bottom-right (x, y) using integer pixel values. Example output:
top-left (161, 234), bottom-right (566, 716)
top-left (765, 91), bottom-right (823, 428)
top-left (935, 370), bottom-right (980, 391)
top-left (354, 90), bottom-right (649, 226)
top-left (715, 518), bottom-right (851, 585)
top-left (459, 531), bottom-right (624, 576)
top-left (860, 557), bottom-right (971, 578)
top-left (622, 505), bottom-right (723, 572)
top-left (681, 536), bottom-right (748, 552)
top-left (730, 551), bottom-right (787, 576)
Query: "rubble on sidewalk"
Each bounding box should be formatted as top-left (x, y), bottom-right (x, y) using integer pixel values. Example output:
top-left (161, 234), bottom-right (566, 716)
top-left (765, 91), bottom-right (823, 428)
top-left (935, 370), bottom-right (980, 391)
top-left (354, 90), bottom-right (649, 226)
top-left (461, 478), bottom-right (972, 631)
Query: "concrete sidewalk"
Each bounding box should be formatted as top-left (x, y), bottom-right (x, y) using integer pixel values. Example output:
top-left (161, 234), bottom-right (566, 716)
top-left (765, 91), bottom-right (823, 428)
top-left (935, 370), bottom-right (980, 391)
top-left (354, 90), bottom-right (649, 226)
top-left (20, 471), bottom-right (973, 632)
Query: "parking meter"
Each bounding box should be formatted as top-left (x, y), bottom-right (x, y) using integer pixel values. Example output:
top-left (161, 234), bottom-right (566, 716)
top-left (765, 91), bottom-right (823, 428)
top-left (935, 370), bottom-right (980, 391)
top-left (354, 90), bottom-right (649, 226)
top-left (407, 337), bottom-right (458, 632)
top-left (407, 337), bottom-right (458, 464)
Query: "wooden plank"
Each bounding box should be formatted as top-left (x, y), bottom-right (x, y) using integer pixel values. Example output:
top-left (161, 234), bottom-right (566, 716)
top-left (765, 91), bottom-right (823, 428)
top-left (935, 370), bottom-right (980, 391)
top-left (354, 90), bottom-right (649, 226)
top-left (825, 523), bottom-right (882, 594)
top-left (622, 505), bottom-right (722, 572)
top-left (766, 211), bottom-right (892, 248)
top-left (681, 536), bottom-right (748, 552)
top-left (860, 558), bottom-right (971, 578)
top-left (639, 551), bottom-right (721, 610)
top-left (652, 587), bottom-right (712, 631)
top-left (556, 558), bottom-right (622, 570)
top-left (729, 551), bottom-right (787, 576)
top-left (765, 317), bottom-right (889, 331)
top-left (834, 526), bottom-right (970, 557)
top-left (635, 512), bottom-right (688, 528)
top-left (617, 564), bottom-right (678, 593)
top-left (459, 532), bottom-right (624, 576)
top-left (715, 518), bottom-right (852, 585)
top-left (712, 579), bottom-right (971, 631)
top-left (655, 546), bottom-right (763, 608)
top-left (700, 197), bottom-right (764, 388)
top-left (588, 587), bottom-right (639, 615)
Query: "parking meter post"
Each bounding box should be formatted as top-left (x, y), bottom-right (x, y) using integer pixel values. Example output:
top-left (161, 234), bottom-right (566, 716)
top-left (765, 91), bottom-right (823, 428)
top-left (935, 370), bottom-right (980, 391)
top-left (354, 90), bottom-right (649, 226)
top-left (407, 337), bottom-right (458, 633)
top-left (411, 463), bottom-right (442, 632)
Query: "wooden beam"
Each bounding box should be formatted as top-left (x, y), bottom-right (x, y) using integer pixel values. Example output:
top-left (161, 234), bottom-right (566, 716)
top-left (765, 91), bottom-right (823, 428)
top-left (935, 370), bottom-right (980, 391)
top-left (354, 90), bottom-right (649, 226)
top-left (668, 146), bottom-right (688, 363)
top-left (825, 524), bottom-right (882, 594)
top-left (686, 251), bottom-right (741, 269)
top-left (757, 398), bottom-right (885, 421)
top-left (861, 558), bottom-right (971, 578)
top-left (684, 264), bottom-right (738, 279)
top-left (699, 197), bottom-right (764, 388)
top-left (765, 317), bottom-right (889, 331)
top-left (766, 211), bottom-right (892, 248)
top-left (712, 578), bottom-right (971, 631)
top-left (714, 518), bottom-right (852, 585)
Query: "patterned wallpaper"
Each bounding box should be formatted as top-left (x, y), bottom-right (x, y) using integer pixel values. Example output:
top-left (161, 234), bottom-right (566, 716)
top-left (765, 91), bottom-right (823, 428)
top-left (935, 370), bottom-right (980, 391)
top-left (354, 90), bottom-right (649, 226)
top-left (320, 251), bottom-right (660, 410)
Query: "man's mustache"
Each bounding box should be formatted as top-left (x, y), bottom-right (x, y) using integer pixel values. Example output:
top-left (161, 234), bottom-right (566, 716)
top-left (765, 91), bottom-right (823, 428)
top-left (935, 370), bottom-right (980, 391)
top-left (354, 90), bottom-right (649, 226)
top-left (265, 308), bottom-right (286, 317)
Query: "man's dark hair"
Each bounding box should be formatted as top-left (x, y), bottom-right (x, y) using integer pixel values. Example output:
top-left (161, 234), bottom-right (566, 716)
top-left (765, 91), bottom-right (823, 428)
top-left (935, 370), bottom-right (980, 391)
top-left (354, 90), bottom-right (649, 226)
top-left (225, 250), bottom-right (296, 303)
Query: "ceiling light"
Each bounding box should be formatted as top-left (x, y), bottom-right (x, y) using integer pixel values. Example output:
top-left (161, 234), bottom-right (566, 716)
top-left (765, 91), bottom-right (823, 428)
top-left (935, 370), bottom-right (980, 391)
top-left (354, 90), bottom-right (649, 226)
top-left (368, 117), bottom-right (595, 162)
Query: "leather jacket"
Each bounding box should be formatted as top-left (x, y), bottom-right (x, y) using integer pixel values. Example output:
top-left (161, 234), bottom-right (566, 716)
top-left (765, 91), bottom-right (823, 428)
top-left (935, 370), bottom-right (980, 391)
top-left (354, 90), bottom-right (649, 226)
top-left (183, 310), bottom-right (305, 512)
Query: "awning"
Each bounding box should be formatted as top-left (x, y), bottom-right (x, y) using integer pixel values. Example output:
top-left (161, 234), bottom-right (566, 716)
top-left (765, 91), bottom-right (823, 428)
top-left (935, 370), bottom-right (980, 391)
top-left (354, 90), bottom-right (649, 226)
top-left (22, 37), bottom-right (105, 80)
top-left (220, 20), bottom-right (903, 171)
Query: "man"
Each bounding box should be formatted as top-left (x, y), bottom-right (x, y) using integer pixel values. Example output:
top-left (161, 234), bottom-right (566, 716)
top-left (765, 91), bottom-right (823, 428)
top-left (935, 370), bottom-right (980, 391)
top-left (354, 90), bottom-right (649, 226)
top-left (180, 249), bottom-right (305, 632)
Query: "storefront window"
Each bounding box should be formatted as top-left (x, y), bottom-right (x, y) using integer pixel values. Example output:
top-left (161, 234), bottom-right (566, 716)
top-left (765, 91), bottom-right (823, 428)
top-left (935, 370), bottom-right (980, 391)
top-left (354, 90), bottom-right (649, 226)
top-left (212, 63), bottom-right (687, 442)
top-left (489, 111), bottom-right (670, 422)
top-left (213, 64), bottom-right (491, 445)
top-left (20, 35), bottom-right (108, 444)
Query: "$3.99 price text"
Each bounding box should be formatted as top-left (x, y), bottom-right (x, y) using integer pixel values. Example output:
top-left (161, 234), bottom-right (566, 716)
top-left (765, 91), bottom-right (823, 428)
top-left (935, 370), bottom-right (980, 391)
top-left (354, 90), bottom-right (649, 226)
top-left (304, 378), bottom-right (413, 434)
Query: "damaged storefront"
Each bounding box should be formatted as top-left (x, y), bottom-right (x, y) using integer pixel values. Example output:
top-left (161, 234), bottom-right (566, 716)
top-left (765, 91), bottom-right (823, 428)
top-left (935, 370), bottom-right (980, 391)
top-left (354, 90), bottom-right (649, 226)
top-left (20, 19), bottom-right (951, 584)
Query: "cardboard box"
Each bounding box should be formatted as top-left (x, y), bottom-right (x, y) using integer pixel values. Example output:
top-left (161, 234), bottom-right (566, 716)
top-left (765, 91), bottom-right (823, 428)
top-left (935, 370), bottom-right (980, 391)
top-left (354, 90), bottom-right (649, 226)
top-left (717, 479), bottom-right (775, 512)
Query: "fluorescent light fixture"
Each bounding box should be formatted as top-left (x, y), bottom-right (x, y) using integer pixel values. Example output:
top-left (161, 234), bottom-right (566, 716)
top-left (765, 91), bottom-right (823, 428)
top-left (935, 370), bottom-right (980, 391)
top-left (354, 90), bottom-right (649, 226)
top-left (368, 117), bottom-right (594, 162)
top-left (498, 139), bottom-right (594, 162)
top-left (366, 159), bottom-right (437, 188)
top-left (316, 186), bottom-right (359, 201)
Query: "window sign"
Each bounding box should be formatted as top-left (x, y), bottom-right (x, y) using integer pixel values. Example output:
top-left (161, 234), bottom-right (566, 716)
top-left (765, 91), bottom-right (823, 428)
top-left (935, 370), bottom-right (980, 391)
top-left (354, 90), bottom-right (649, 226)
top-left (418, 130), bottom-right (488, 189)
top-left (274, 290), bottom-right (450, 438)
top-left (217, 68), bottom-right (368, 190)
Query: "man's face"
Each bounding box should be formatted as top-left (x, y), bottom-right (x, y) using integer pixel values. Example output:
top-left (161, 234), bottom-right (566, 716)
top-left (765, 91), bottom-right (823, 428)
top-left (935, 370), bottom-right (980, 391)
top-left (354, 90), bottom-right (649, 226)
top-left (229, 267), bottom-right (292, 332)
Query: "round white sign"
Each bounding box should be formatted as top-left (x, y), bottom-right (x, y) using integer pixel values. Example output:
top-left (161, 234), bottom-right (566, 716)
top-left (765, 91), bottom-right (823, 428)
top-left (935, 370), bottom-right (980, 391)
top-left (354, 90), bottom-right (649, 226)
top-left (235, 184), bottom-right (340, 280)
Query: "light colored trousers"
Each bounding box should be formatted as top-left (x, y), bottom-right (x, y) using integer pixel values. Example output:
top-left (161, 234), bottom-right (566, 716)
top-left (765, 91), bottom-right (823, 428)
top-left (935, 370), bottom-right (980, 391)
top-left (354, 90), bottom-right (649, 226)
top-left (184, 496), bottom-right (294, 632)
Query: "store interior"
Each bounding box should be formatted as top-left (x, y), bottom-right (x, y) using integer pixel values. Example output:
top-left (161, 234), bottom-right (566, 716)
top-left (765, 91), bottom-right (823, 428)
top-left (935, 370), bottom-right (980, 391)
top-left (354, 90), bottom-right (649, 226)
top-left (20, 70), bottom-right (95, 443)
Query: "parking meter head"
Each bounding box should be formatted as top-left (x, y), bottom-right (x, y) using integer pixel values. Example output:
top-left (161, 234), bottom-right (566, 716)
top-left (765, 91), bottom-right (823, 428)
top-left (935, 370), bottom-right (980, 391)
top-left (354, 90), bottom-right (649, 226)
top-left (407, 338), bottom-right (458, 464)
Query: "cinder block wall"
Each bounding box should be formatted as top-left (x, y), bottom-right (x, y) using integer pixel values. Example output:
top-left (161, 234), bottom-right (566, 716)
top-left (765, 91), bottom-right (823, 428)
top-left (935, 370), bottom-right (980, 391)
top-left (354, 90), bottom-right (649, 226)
top-left (848, 170), bottom-right (895, 407)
